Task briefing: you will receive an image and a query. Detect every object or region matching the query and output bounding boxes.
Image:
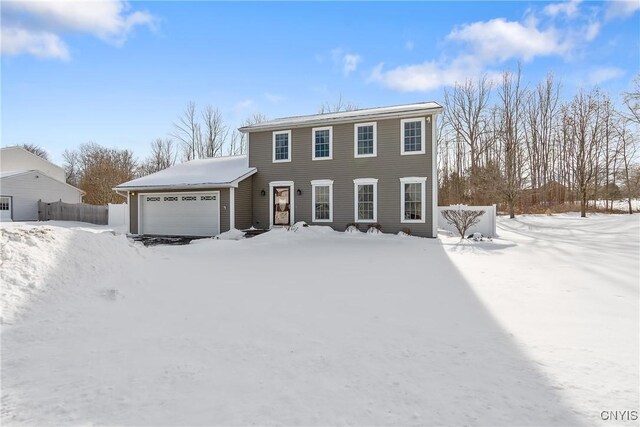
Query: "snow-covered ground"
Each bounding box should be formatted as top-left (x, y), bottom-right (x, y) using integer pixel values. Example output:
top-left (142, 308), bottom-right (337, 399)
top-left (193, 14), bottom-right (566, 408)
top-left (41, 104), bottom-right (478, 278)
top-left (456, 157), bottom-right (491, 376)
top-left (1, 214), bottom-right (638, 425)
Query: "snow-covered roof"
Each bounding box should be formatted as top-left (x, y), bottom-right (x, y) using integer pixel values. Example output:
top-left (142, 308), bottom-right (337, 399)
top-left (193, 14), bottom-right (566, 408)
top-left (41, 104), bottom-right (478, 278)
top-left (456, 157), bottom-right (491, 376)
top-left (115, 155), bottom-right (256, 190)
top-left (239, 101), bottom-right (443, 133)
top-left (1, 170), bottom-right (30, 179)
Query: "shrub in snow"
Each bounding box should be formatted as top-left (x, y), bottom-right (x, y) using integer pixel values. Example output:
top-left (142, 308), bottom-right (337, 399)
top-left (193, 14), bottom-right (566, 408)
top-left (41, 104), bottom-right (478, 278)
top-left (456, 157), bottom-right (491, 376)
top-left (214, 229), bottom-right (245, 240)
top-left (441, 209), bottom-right (485, 238)
top-left (401, 227), bottom-right (412, 236)
top-left (290, 221), bottom-right (309, 232)
top-left (366, 223), bottom-right (382, 235)
top-left (397, 231), bottom-right (411, 237)
top-left (345, 223), bottom-right (361, 233)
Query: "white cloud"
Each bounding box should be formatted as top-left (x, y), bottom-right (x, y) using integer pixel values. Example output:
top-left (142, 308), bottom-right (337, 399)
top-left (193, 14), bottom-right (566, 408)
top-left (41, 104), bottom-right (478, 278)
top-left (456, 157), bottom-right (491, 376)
top-left (343, 54), bottom-right (362, 76)
top-left (585, 21), bottom-right (601, 41)
top-left (1, 26), bottom-right (69, 60)
top-left (264, 93), bottom-right (285, 104)
top-left (1, 0), bottom-right (156, 59)
top-left (233, 99), bottom-right (254, 112)
top-left (587, 66), bottom-right (625, 85)
top-left (605, 0), bottom-right (640, 20)
top-left (330, 48), bottom-right (362, 76)
top-left (404, 40), bottom-right (415, 51)
top-left (447, 18), bottom-right (570, 62)
top-left (543, 0), bottom-right (582, 18)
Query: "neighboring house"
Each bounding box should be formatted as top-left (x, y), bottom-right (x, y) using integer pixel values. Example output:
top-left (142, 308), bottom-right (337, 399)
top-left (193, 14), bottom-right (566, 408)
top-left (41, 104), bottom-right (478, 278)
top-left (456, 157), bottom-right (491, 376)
top-left (0, 146), bottom-right (85, 221)
top-left (116, 101), bottom-right (442, 237)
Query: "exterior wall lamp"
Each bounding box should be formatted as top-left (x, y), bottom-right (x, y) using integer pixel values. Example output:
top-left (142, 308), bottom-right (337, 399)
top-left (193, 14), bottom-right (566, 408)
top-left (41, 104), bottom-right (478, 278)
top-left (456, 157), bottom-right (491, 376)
top-left (260, 189), bottom-right (266, 197)
top-left (297, 189), bottom-right (302, 196)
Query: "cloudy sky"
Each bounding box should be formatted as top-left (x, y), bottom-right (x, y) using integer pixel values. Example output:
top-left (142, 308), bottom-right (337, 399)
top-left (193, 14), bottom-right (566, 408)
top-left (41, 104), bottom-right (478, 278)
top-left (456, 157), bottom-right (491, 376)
top-left (1, 0), bottom-right (639, 163)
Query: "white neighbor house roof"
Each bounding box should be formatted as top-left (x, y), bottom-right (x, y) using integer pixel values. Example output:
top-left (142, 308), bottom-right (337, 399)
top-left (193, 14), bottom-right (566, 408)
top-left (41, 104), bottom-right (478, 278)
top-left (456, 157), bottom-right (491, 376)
top-left (238, 101), bottom-right (443, 132)
top-left (0, 169), bottom-right (86, 195)
top-left (115, 155), bottom-right (256, 191)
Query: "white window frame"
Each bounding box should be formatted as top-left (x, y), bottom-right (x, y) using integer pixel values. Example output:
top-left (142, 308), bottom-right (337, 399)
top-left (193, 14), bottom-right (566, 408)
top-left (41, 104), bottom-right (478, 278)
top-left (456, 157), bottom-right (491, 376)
top-left (354, 122), bottom-right (377, 158)
top-left (400, 177), bottom-right (427, 223)
top-left (311, 179), bottom-right (333, 223)
top-left (400, 117), bottom-right (426, 155)
top-left (312, 126), bottom-right (333, 161)
top-left (353, 178), bottom-right (378, 223)
top-left (272, 130), bottom-right (292, 163)
top-left (269, 180), bottom-right (295, 228)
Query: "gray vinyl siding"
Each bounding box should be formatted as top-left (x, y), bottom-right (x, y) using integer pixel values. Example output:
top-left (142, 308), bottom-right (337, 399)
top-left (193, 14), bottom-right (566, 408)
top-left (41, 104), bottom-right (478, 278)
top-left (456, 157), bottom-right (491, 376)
top-left (234, 176), bottom-right (253, 230)
top-left (128, 187), bottom-right (231, 235)
top-left (248, 116), bottom-right (435, 237)
top-left (0, 171), bottom-right (83, 221)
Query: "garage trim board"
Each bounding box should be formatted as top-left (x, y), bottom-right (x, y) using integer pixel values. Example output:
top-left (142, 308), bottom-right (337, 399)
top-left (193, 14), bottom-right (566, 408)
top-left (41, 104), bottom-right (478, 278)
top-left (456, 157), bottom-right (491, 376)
top-left (138, 191), bottom-right (221, 237)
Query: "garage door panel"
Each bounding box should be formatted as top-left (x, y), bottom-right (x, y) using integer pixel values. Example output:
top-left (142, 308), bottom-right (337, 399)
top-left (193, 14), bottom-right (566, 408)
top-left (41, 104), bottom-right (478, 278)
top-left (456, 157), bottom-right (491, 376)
top-left (140, 192), bottom-right (220, 236)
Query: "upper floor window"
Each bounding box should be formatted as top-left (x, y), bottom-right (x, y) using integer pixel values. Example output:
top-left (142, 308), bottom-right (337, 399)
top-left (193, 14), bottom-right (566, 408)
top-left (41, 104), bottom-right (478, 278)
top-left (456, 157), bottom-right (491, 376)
top-left (354, 122), bottom-right (377, 158)
top-left (401, 118), bottom-right (426, 155)
top-left (312, 126), bottom-right (333, 160)
top-left (273, 130), bottom-right (292, 163)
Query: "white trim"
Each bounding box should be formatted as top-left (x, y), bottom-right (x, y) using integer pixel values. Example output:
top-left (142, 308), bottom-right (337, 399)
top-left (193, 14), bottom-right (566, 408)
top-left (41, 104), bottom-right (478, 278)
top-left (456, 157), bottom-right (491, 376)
top-left (354, 122), bottom-right (377, 158)
top-left (272, 130), bottom-right (292, 163)
top-left (229, 187), bottom-right (235, 230)
top-left (312, 126), bottom-right (333, 160)
top-left (311, 179), bottom-right (334, 223)
top-left (400, 117), bottom-right (426, 155)
top-left (400, 177), bottom-right (427, 224)
top-left (353, 178), bottom-right (378, 223)
top-left (431, 114), bottom-right (439, 237)
top-left (269, 181), bottom-right (295, 228)
top-left (126, 191), bottom-right (131, 233)
top-left (137, 190), bottom-right (221, 236)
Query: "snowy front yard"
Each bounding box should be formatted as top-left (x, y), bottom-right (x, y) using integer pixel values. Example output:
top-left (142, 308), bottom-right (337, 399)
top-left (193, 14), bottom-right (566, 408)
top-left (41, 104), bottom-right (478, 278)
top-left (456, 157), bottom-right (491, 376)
top-left (1, 215), bottom-right (638, 426)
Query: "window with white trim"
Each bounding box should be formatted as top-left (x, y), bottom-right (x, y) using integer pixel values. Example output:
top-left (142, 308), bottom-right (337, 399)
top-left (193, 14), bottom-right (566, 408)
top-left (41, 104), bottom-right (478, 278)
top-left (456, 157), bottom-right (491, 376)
top-left (0, 197), bottom-right (9, 211)
top-left (353, 178), bottom-right (378, 222)
top-left (311, 179), bottom-right (333, 222)
top-left (354, 122), bottom-right (377, 158)
top-left (273, 130), bottom-right (291, 162)
top-left (401, 118), bottom-right (426, 155)
top-left (400, 177), bottom-right (427, 223)
top-left (312, 126), bottom-right (332, 160)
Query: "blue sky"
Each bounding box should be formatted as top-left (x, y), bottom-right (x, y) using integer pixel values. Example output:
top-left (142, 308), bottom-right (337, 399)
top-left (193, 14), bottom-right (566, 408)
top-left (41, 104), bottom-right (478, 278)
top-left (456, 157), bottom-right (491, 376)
top-left (2, 0), bottom-right (639, 164)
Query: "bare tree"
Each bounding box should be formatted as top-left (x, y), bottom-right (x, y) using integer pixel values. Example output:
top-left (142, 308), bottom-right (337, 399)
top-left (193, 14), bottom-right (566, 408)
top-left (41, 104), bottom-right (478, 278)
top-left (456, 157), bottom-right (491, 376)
top-left (622, 73), bottom-right (640, 125)
top-left (615, 120), bottom-right (639, 214)
top-left (139, 138), bottom-right (177, 176)
top-left (228, 112), bottom-right (268, 156)
top-left (172, 101), bottom-right (202, 161)
top-left (441, 209), bottom-right (486, 238)
top-left (318, 94), bottom-right (358, 113)
top-left (201, 106), bottom-right (227, 158)
top-left (19, 144), bottom-right (49, 160)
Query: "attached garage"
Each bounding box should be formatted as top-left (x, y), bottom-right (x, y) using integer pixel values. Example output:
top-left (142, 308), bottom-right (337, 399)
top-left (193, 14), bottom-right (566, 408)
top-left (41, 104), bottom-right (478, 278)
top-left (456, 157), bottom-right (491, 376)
top-left (115, 156), bottom-right (255, 237)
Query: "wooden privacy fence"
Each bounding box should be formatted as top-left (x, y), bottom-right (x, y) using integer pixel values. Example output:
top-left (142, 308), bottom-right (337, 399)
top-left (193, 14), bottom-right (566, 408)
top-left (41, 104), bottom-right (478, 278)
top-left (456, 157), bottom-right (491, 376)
top-left (38, 200), bottom-right (108, 225)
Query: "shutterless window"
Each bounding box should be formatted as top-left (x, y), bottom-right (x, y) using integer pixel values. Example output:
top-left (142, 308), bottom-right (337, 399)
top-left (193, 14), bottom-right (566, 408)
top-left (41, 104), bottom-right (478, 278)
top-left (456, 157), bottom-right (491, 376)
top-left (355, 122), bottom-right (377, 157)
top-left (274, 132), bottom-right (289, 161)
top-left (404, 183), bottom-right (422, 220)
top-left (315, 186), bottom-right (330, 220)
top-left (312, 127), bottom-right (332, 160)
top-left (0, 197), bottom-right (9, 211)
top-left (358, 184), bottom-right (374, 221)
top-left (404, 121), bottom-right (421, 152)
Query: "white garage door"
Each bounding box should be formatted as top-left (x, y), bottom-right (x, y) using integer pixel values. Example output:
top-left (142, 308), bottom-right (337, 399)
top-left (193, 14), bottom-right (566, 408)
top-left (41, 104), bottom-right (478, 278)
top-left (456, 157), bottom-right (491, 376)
top-left (140, 192), bottom-right (220, 236)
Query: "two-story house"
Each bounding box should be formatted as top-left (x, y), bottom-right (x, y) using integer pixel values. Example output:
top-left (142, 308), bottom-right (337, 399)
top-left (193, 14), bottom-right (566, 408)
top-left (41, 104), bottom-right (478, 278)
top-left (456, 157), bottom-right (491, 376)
top-left (115, 101), bottom-right (442, 237)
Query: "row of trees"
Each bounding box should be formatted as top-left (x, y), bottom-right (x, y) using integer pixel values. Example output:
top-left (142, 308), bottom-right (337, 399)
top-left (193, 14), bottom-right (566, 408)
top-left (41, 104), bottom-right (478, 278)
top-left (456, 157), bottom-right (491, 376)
top-left (439, 68), bottom-right (639, 216)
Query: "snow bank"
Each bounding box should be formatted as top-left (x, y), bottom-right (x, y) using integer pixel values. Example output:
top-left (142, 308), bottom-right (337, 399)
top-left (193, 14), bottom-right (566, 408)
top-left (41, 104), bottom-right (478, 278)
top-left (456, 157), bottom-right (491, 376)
top-left (0, 223), bottom-right (145, 324)
top-left (213, 228), bottom-right (245, 240)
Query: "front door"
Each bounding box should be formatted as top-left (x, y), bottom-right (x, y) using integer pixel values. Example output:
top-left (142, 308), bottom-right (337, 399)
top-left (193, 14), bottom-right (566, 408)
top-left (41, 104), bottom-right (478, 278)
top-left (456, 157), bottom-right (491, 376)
top-left (273, 187), bottom-right (290, 226)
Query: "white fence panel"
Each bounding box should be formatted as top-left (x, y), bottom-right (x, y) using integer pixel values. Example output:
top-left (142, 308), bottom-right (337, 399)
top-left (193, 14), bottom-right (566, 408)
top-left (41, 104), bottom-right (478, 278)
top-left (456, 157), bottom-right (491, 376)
top-left (108, 203), bottom-right (129, 228)
top-left (438, 204), bottom-right (497, 237)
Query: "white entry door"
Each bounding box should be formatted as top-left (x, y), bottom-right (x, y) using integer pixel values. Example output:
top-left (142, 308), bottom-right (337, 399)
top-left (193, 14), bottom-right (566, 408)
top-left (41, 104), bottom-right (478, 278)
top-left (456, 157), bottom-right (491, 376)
top-left (140, 192), bottom-right (220, 236)
top-left (0, 196), bottom-right (12, 221)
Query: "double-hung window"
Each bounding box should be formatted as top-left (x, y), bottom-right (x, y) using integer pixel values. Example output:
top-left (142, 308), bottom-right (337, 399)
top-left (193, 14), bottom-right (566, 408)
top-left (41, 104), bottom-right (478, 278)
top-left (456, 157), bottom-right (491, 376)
top-left (273, 130), bottom-right (292, 162)
top-left (354, 122), bottom-right (377, 158)
top-left (401, 118), bottom-right (426, 155)
top-left (353, 178), bottom-right (378, 223)
top-left (312, 126), bottom-right (333, 160)
top-left (311, 179), bottom-right (333, 222)
top-left (400, 177), bottom-right (427, 223)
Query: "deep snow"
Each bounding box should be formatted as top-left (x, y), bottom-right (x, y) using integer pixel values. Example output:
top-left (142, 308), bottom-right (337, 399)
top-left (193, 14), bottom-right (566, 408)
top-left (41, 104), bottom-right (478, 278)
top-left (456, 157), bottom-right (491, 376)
top-left (1, 214), bottom-right (638, 425)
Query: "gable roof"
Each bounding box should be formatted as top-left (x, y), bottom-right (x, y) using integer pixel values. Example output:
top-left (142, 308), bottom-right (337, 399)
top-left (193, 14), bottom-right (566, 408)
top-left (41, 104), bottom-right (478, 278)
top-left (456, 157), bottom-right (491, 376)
top-left (0, 169), bottom-right (86, 195)
top-left (238, 101), bottom-right (443, 133)
top-left (1, 146), bottom-right (67, 183)
top-left (115, 155), bottom-right (256, 191)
